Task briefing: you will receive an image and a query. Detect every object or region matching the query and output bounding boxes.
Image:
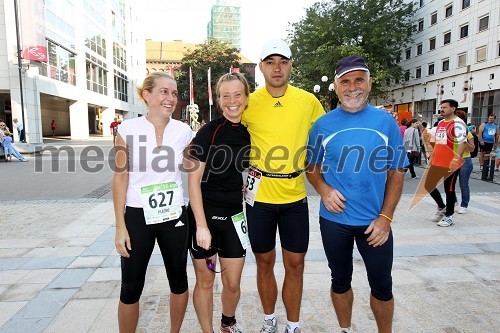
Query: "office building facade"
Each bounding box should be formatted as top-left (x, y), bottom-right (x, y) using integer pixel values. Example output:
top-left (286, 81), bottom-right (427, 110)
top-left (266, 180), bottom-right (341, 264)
top-left (372, 0), bottom-right (499, 126)
top-left (207, 0), bottom-right (241, 49)
top-left (0, 0), bottom-right (146, 145)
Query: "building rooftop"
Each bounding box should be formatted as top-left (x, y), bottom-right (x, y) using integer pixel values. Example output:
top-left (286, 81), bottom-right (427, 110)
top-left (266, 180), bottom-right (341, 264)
top-left (145, 40), bottom-right (254, 64)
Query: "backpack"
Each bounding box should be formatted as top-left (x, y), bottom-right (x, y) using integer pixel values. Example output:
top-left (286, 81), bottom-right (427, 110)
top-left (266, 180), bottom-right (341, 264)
top-left (470, 132), bottom-right (479, 158)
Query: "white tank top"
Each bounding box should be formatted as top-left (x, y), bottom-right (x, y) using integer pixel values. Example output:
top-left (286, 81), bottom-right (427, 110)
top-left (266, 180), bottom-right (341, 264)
top-left (117, 116), bottom-right (192, 208)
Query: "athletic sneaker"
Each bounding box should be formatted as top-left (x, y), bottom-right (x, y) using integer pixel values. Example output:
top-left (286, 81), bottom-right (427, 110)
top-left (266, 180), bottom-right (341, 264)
top-left (411, 175), bottom-right (419, 179)
top-left (437, 215), bottom-right (454, 227)
top-left (432, 207), bottom-right (446, 222)
top-left (284, 326), bottom-right (301, 333)
top-left (457, 207), bottom-right (467, 214)
top-left (220, 321), bottom-right (243, 333)
top-left (260, 319), bottom-right (277, 333)
top-left (340, 329), bottom-right (353, 333)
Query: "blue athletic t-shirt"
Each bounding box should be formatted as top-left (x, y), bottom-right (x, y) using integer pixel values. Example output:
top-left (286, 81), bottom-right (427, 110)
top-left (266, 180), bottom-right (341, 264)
top-left (307, 104), bottom-right (408, 226)
top-left (482, 123), bottom-right (497, 143)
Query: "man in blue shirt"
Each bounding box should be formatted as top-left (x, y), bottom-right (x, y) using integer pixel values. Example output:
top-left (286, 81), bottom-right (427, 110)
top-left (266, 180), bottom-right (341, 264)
top-left (306, 56), bottom-right (407, 333)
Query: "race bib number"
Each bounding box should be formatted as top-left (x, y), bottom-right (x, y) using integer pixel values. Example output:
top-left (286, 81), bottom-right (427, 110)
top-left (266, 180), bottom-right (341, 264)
top-left (231, 212), bottom-right (250, 250)
top-left (435, 128), bottom-right (447, 144)
top-left (244, 168), bottom-right (262, 207)
top-left (140, 182), bottom-right (182, 225)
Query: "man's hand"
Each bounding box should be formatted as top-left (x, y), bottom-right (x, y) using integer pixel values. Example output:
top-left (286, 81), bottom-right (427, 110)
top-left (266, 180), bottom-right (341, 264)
top-left (365, 216), bottom-right (391, 247)
top-left (321, 187), bottom-right (347, 213)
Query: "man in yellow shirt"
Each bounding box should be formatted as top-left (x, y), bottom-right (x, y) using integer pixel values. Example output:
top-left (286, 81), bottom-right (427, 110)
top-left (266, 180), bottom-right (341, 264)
top-left (242, 39), bottom-right (325, 333)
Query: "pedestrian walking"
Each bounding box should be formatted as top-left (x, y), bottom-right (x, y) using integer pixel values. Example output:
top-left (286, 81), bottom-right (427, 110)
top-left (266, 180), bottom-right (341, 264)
top-left (242, 39), bottom-right (325, 333)
top-left (13, 118), bottom-right (24, 142)
top-left (403, 119), bottom-right (420, 179)
top-left (112, 72), bottom-right (192, 333)
top-left (306, 55), bottom-right (407, 333)
top-left (50, 120), bottom-right (57, 136)
top-left (454, 110), bottom-right (475, 214)
top-left (185, 72), bottom-right (251, 333)
top-left (477, 114), bottom-right (497, 170)
top-left (110, 117), bottom-right (120, 146)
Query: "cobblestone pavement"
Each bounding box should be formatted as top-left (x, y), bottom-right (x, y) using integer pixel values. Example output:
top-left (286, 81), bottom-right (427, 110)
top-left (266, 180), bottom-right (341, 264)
top-left (0, 194), bottom-right (499, 333)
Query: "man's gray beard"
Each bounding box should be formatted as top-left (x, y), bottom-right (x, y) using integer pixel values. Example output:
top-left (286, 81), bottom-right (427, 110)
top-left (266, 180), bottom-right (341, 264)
top-left (339, 94), bottom-right (368, 110)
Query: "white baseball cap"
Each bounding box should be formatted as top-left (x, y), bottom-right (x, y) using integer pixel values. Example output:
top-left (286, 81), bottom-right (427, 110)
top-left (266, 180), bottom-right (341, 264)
top-left (260, 39), bottom-right (292, 61)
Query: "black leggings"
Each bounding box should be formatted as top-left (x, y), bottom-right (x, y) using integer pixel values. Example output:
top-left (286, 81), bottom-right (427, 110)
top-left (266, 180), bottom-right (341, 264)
top-left (319, 218), bottom-right (394, 301)
top-left (120, 207), bottom-right (189, 304)
top-left (425, 166), bottom-right (460, 216)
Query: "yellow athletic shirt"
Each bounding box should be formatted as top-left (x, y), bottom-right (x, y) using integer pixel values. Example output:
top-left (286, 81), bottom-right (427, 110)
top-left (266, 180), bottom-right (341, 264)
top-left (242, 85), bottom-right (325, 204)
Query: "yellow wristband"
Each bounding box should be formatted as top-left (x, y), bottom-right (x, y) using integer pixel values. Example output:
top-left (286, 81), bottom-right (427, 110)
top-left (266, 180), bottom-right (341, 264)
top-left (378, 213), bottom-right (393, 222)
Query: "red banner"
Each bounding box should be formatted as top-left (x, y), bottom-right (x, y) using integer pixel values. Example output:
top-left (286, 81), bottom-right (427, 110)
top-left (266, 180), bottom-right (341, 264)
top-left (22, 46), bottom-right (47, 62)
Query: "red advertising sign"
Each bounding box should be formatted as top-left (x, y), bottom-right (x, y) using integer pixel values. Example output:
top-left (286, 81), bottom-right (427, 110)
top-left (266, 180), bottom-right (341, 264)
top-left (22, 46), bottom-right (47, 62)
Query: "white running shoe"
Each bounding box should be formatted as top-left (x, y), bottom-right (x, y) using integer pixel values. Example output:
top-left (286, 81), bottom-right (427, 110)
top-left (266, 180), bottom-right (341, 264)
top-left (260, 319), bottom-right (277, 333)
top-left (432, 207), bottom-right (446, 222)
top-left (437, 215), bottom-right (454, 227)
top-left (457, 207), bottom-right (467, 214)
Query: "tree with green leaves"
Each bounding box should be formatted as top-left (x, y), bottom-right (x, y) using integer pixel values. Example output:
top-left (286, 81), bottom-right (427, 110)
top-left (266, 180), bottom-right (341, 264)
top-left (288, 0), bottom-right (415, 104)
top-left (176, 38), bottom-right (255, 121)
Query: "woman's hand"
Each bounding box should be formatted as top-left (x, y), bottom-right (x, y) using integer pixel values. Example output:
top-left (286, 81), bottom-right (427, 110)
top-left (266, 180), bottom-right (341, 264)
top-left (115, 227), bottom-right (131, 258)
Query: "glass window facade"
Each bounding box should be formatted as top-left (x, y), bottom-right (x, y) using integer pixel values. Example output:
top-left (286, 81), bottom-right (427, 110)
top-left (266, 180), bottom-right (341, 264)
top-left (114, 70), bottom-right (128, 102)
top-left (458, 53), bottom-right (467, 67)
top-left (113, 43), bottom-right (127, 71)
top-left (476, 46), bottom-right (487, 62)
top-left (479, 16), bottom-right (489, 32)
top-left (39, 40), bottom-right (76, 85)
top-left (472, 91), bottom-right (500, 125)
top-left (86, 53), bottom-right (108, 95)
top-left (429, 37), bottom-right (436, 50)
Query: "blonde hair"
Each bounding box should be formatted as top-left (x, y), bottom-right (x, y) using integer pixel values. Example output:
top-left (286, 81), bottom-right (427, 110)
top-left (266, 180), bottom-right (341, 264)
top-left (136, 72), bottom-right (176, 105)
top-left (215, 72), bottom-right (250, 101)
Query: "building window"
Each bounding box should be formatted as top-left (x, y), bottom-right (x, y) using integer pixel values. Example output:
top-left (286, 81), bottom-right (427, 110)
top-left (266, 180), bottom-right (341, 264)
top-left (443, 31), bottom-right (451, 45)
top-left (404, 70), bottom-right (410, 81)
top-left (429, 37), bottom-right (436, 51)
top-left (396, 53), bottom-right (401, 63)
top-left (405, 48), bottom-right (411, 60)
top-left (498, 42), bottom-right (500, 57)
top-left (442, 59), bottom-right (450, 71)
top-left (86, 53), bottom-right (108, 95)
top-left (416, 67), bottom-right (422, 79)
top-left (40, 40), bottom-right (76, 85)
top-left (458, 53), bottom-right (467, 67)
top-left (114, 70), bottom-right (128, 102)
top-left (478, 16), bottom-right (489, 32)
top-left (417, 43), bottom-right (423, 55)
top-left (419, 0), bottom-right (424, 8)
top-left (428, 63), bottom-right (435, 75)
top-left (462, 0), bottom-right (470, 10)
top-left (460, 24), bottom-right (469, 39)
top-left (113, 43), bottom-right (127, 71)
top-left (476, 46), bottom-right (487, 62)
top-left (418, 19), bottom-right (424, 32)
top-left (430, 12), bottom-right (437, 25)
top-left (472, 91), bottom-right (500, 125)
top-left (445, 4), bottom-right (453, 18)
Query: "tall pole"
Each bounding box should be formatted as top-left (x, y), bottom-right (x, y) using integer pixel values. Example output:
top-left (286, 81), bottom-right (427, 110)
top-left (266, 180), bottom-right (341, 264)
top-left (13, 0), bottom-right (26, 142)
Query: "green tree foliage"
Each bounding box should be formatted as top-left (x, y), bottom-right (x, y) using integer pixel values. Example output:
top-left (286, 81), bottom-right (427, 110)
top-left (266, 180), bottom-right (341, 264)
top-left (288, 0), bottom-right (415, 100)
top-left (177, 39), bottom-right (255, 119)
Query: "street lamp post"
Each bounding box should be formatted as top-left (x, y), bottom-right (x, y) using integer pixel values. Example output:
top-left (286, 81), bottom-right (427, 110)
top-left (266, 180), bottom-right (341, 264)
top-left (313, 76), bottom-right (334, 111)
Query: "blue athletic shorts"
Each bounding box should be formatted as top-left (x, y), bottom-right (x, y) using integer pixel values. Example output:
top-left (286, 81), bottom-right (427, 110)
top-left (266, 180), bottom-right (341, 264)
top-left (246, 198), bottom-right (309, 253)
top-left (319, 217), bottom-right (393, 301)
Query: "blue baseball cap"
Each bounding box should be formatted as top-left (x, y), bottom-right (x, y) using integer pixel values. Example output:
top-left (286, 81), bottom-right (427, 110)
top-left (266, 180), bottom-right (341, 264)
top-left (335, 55), bottom-right (370, 79)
